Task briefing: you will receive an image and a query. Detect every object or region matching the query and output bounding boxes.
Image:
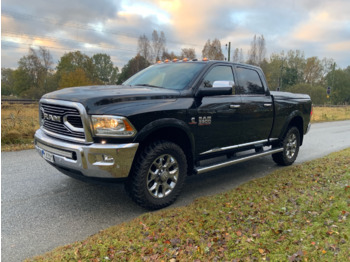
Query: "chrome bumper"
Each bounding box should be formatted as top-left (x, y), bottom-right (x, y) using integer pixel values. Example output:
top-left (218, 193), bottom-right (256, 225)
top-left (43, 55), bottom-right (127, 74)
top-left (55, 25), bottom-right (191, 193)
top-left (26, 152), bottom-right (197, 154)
top-left (34, 129), bottom-right (139, 179)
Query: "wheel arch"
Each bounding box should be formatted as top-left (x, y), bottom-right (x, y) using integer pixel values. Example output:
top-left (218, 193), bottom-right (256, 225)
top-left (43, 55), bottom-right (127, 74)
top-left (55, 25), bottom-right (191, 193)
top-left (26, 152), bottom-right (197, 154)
top-left (133, 118), bottom-right (195, 174)
top-left (279, 112), bottom-right (304, 146)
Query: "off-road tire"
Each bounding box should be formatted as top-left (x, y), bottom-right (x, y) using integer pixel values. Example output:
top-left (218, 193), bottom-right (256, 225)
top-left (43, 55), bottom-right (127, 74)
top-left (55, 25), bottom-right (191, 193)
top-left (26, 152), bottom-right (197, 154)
top-left (272, 126), bottom-right (300, 166)
top-left (125, 140), bottom-right (187, 210)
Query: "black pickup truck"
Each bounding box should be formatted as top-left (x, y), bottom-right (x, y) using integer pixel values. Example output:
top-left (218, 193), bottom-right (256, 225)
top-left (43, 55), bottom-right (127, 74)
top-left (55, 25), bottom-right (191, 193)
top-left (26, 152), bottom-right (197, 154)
top-left (34, 60), bottom-right (312, 209)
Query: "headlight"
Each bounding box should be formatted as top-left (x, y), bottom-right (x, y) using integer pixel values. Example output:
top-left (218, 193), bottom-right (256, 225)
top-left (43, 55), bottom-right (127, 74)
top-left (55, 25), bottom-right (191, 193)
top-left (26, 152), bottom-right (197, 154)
top-left (91, 115), bottom-right (136, 137)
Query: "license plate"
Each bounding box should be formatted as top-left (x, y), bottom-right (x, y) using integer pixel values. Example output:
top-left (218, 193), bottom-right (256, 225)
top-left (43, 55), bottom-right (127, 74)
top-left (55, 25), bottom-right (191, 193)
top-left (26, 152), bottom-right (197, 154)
top-left (42, 150), bottom-right (54, 163)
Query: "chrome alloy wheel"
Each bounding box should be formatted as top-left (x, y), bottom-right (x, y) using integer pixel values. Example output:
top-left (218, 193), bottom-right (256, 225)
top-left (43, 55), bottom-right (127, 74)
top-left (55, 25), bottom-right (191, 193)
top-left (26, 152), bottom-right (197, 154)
top-left (286, 133), bottom-right (297, 159)
top-left (147, 154), bottom-right (179, 198)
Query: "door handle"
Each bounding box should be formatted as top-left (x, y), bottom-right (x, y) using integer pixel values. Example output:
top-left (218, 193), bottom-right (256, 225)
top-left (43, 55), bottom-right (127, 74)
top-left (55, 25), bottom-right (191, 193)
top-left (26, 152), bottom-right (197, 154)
top-left (230, 104), bottom-right (241, 109)
top-left (264, 103), bottom-right (272, 107)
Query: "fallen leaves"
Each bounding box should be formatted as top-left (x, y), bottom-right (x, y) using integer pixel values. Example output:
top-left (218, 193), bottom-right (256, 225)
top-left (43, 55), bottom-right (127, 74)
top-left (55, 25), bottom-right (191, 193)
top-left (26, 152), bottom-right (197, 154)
top-left (26, 148), bottom-right (350, 262)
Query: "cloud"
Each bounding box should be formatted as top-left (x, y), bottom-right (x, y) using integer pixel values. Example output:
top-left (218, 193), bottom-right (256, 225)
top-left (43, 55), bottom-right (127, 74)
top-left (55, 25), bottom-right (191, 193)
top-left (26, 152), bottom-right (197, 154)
top-left (2, 0), bottom-right (119, 24)
top-left (1, 0), bottom-right (350, 69)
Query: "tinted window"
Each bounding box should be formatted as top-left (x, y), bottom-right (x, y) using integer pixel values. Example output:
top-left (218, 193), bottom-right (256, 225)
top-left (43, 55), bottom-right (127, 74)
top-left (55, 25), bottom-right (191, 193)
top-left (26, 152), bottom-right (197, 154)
top-left (236, 67), bottom-right (265, 95)
top-left (202, 66), bottom-right (234, 88)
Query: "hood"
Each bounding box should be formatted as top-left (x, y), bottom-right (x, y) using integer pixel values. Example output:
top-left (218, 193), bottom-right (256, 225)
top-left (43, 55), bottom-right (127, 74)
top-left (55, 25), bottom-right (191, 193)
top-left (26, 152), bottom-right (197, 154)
top-left (42, 85), bottom-right (181, 108)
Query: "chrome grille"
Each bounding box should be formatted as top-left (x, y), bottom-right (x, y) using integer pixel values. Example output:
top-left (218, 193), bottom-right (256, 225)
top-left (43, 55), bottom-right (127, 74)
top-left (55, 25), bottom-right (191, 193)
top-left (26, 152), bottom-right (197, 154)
top-left (41, 103), bottom-right (85, 140)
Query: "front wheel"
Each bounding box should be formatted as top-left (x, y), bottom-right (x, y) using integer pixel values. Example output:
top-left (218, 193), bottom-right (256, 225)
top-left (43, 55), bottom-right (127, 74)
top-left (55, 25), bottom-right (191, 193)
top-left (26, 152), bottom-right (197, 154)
top-left (126, 140), bottom-right (187, 210)
top-left (272, 127), bottom-right (300, 166)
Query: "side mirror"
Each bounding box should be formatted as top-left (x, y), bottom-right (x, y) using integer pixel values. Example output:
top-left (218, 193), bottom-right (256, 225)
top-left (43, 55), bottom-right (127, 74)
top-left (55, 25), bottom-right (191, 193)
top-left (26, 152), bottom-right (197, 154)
top-left (196, 86), bottom-right (233, 97)
top-left (212, 80), bottom-right (235, 88)
top-left (195, 80), bottom-right (234, 97)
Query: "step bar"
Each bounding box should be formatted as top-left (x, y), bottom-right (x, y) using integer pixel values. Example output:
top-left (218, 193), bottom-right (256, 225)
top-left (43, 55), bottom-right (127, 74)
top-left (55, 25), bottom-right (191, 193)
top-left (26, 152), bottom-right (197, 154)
top-left (194, 148), bottom-right (283, 175)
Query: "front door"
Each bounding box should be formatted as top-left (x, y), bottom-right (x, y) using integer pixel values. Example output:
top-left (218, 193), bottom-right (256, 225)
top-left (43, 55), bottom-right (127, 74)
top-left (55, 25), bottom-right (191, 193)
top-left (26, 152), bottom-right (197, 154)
top-left (190, 64), bottom-right (243, 155)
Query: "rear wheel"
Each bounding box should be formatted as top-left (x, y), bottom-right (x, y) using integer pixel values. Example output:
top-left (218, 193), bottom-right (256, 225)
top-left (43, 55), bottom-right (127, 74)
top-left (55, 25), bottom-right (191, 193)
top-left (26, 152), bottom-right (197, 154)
top-left (126, 140), bottom-right (187, 210)
top-left (272, 126), bottom-right (300, 166)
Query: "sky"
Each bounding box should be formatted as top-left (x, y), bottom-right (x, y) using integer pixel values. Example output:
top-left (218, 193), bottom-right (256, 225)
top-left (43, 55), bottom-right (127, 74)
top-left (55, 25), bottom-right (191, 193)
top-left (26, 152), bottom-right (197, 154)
top-left (1, 0), bottom-right (350, 70)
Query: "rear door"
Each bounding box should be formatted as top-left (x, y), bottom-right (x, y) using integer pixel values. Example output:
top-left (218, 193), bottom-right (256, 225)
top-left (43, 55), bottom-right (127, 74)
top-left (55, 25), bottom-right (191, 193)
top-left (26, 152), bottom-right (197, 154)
top-left (234, 66), bottom-right (274, 143)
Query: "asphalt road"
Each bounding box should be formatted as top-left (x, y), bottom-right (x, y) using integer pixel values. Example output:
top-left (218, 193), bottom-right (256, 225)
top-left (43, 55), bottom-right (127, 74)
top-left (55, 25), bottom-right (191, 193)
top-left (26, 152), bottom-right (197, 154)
top-left (2, 120), bottom-right (350, 261)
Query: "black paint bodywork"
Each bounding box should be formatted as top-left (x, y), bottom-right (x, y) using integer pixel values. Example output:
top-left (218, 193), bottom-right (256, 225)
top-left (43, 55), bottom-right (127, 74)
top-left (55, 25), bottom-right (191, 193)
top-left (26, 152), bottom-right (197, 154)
top-left (43, 61), bottom-right (312, 163)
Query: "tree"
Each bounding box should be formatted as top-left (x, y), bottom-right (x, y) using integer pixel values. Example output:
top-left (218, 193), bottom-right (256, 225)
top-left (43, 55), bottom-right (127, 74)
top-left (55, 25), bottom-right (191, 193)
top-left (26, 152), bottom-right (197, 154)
top-left (284, 83), bottom-right (327, 105)
top-left (92, 53), bottom-right (118, 84)
top-left (180, 48), bottom-right (196, 60)
top-left (202, 39), bottom-right (224, 60)
top-left (152, 30), bottom-right (166, 62)
top-left (117, 55), bottom-right (150, 84)
top-left (285, 50), bottom-right (305, 85)
top-left (162, 51), bottom-right (178, 60)
top-left (232, 48), bottom-right (244, 63)
top-left (137, 34), bottom-right (152, 63)
top-left (257, 35), bottom-right (266, 65)
top-left (10, 47), bottom-right (55, 98)
top-left (57, 51), bottom-right (100, 88)
top-left (1, 68), bottom-right (15, 96)
top-left (247, 34), bottom-right (266, 66)
top-left (59, 68), bottom-right (94, 88)
top-left (304, 57), bottom-right (323, 85)
top-left (326, 68), bottom-right (350, 104)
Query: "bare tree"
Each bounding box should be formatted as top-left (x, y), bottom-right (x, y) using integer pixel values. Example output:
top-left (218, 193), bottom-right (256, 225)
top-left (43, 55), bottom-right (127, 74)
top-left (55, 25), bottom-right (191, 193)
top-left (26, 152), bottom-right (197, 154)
top-left (181, 48), bottom-right (196, 59)
top-left (232, 48), bottom-right (244, 63)
top-left (202, 39), bottom-right (211, 59)
top-left (137, 34), bottom-right (152, 63)
top-left (257, 35), bottom-right (266, 65)
top-left (247, 34), bottom-right (266, 66)
top-left (152, 30), bottom-right (166, 62)
top-left (202, 39), bottom-right (224, 60)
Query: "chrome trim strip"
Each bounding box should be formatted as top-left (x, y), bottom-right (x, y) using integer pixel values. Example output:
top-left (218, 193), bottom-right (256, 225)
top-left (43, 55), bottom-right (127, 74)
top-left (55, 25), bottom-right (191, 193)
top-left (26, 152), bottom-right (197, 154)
top-left (36, 141), bottom-right (73, 159)
top-left (196, 148), bottom-right (283, 174)
top-left (39, 98), bottom-right (94, 143)
top-left (200, 139), bottom-right (269, 155)
top-left (41, 128), bottom-right (86, 143)
top-left (63, 114), bottom-right (85, 132)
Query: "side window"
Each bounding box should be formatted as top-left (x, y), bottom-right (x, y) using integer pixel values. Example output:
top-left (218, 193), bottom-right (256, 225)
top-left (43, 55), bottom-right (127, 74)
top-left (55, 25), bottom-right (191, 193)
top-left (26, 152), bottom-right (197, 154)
top-left (202, 66), bottom-right (234, 88)
top-left (236, 67), bottom-right (265, 95)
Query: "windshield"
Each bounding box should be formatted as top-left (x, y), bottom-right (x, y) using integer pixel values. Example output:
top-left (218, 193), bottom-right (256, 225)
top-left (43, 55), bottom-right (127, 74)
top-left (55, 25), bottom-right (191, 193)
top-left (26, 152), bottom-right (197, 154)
top-left (123, 62), bottom-right (205, 90)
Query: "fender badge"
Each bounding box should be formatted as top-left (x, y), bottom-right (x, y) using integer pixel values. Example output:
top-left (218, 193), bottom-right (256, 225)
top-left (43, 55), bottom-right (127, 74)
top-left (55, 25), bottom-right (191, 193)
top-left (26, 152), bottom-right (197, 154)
top-left (189, 117), bottom-right (197, 125)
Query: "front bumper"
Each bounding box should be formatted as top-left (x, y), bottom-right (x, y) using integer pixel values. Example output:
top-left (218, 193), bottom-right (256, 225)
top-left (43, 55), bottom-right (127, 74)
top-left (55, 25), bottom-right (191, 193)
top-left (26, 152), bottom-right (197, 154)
top-left (34, 129), bottom-right (139, 179)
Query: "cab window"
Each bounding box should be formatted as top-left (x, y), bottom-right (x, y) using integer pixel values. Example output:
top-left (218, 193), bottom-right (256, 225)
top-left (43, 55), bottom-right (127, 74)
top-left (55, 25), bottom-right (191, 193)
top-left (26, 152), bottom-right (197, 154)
top-left (202, 66), bottom-right (234, 88)
top-left (236, 67), bottom-right (265, 95)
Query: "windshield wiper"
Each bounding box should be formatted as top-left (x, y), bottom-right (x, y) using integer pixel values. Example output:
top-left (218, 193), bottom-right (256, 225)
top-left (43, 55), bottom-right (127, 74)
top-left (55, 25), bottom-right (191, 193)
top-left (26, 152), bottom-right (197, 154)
top-left (136, 84), bottom-right (164, 89)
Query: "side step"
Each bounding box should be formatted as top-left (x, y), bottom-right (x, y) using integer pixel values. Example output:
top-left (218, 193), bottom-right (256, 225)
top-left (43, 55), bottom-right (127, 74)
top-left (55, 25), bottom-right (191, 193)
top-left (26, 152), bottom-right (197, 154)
top-left (194, 147), bottom-right (283, 175)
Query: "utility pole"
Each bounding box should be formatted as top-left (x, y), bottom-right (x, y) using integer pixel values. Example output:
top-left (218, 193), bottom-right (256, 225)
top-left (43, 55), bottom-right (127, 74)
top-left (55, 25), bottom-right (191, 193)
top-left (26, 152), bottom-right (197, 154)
top-left (225, 42), bottom-right (231, 61)
top-left (331, 62), bottom-right (336, 88)
top-left (228, 42), bottom-right (231, 61)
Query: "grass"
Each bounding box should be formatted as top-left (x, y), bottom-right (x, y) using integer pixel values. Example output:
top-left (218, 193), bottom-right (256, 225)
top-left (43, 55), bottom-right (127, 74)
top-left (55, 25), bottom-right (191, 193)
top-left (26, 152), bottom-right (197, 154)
top-left (26, 148), bottom-right (350, 261)
top-left (1, 103), bottom-right (39, 151)
top-left (1, 104), bottom-right (350, 152)
top-left (311, 106), bottom-right (350, 123)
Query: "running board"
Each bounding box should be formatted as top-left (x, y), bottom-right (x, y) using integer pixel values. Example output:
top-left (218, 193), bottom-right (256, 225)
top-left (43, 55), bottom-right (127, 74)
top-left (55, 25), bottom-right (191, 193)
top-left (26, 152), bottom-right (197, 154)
top-left (194, 148), bottom-right (283, 175)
